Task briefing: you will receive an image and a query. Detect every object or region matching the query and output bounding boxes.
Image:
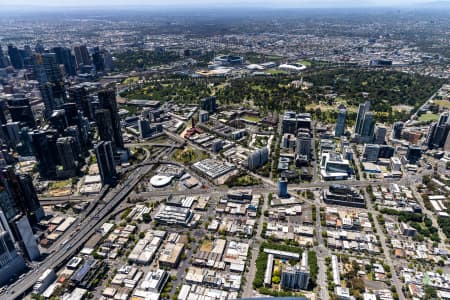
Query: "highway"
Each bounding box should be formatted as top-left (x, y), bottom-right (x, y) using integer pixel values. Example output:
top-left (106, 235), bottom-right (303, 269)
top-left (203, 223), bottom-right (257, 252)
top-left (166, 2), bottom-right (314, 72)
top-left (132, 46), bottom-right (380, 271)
top-left (3, 131), bottom-right (429, 299)
top-left (1, 164), bottom-right (153, 300)
top-left (125, 141), bottom-right (184, 148)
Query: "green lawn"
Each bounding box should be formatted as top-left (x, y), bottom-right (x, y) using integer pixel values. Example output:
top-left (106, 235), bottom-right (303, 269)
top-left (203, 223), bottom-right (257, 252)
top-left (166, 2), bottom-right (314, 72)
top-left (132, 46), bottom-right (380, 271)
top-left (243, 115), bottom-right (261, 122)
top-left (266, 69), bottom-right (288, 75)
top-left (122, 76), bottom-right (139, 85)
top-left (173, 147), bottom-right (208, 164)
top-left (297, 60), bottom-right (312, 67)
top-left (49, 179), bottom-right (72, 190)
top-left (419, 113), bottom-right (440, 122)
top-left (265, 55), bottom-right (284, 61)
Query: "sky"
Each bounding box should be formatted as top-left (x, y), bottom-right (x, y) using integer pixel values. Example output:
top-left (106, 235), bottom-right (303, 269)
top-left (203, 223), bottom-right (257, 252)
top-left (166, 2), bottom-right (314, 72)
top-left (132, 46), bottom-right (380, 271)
top-left (0, 0), bottom-right (443, 8)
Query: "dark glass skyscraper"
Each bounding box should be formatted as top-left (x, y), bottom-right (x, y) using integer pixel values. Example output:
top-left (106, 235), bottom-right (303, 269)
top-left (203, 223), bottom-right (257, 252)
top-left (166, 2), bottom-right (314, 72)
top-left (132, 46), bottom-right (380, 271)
top-left (62, 102), bottom-right (80, 127)
top-left (7, 97), bottom-right (36, 128)
top-left (73, 45), bottom-right (91, 67)
top-left (406, 145), bottom-right (422, 164)
top-left (31, 130), bottom-right (58, 178)
top-left (0, 100), bottom-right (8, 125)
top-left (335, 109), bottom-right (346, 137)
top-left (95, 141), bottom-right (117, 185)
top-left (7, 44), bottom-right (24, 69)
top-left (48, 109), bottom-right (68, 135)
top-left (0, 44), bottom-right (6, 68)
top-left (200, 96), bottom-right (217, 113)
top-left (96, 89), bottom-right (124, 149)
top-left (56, 137), bottom-right (78, 174)
top-left (92, 47), bottom-right (105, 72)
top-left (0, 167), bottom-right (43, 223)
top-left (426, 112), bottom-right (450, 149)
top-left (52, 46), bottom-right (76, 76)
top-left (355, 101), bottom-right (370, 135)
top-left (361, 112), bottom-right (375, 138)
top-left (95, 109), bottom-right (114, 143)
top-left (33, 53), bottom-right (66, 118)
top-left (392, 121), bottom-right (404, 140)
top-left (68, 85), bottom-right (93, 120)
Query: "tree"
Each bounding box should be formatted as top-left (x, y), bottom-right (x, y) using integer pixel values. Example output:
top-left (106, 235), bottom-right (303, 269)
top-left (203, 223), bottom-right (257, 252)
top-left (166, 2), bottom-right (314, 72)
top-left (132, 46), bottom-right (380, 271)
top-left (424, 285), bottom-right (437, 299)
top-left (142, 213), bottom-right (151, 223)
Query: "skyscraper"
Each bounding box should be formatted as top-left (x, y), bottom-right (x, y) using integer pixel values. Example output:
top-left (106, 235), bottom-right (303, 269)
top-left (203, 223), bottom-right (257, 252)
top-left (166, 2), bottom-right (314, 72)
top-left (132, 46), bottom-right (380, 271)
top-left (68, 85), bottom-right (93, 120)
top-left (444, 131), bottom-right (450, 153)
top-left (64, 126), bottom-right (82, 154)
top-left (200, 96), bottom-right (217, 113)
top-left (280, 252), bottom-right (310, 291)
top-left (62, 102), bottom-right (80, 127)
top-left (406, 145), bottom-right (422, 164)
top-left (12, 215), bottom-right (40, 261)
top-left (95, 109), bottom-right (114, 142)
top-left (95, 141), bottom-right (117, 185)
top-left (426, 112), bottom-right (450, 149)
top-left (0, 44), bottom-right (6, 68)
top-left (1, 122), bottom-right (21, 148)
top-left (138, 119), bottom-right (163, 139)
top-left (374, 126), bottom-right (387, 144)
top-left (296, 132), bottom-right (312, 159)
top-left (0, 172), bottom-right (19, 221)
top-left (392, 121), bottom-right (404, 140)
top-left (247, 147), bottom-right (269, 170)
top-left (73, 45), bottom-right (91, 67)
top-left (15, 173), bottom-right (44, 222)
top-left (96, 89), bottom-right (124, 149)
top-left (355, 101), bottom-right (370, 135)
top-left (282, 111), bottom-right (312, 134)
top-left (7, 44), bottom-right (24, 69)
top-left (92, 47), bottom-right (105, 72)
top-left (52, 46), bottom-right (76, 76)
top-left (335, 109), bottom-right (347, 137)
top-left (361, 112), bottom-right (375, 140)
top-left (31, 130), bottom-right (58, 178)
top-left (278, 177), bottom-right (288, 198)
top-left (362, 144), bottom-right (380, 162)
top-left (0, 218), bottom-right (26, 286)
top-left (0, 167), bottom-right (44, 223)
top-left (34, 41), bottom-right (45, 53)
top-left (0, 100), bottom-right (6, 125)
top-left (33, 53), bottom-right (66, 117)
top-left (103, 50), bottom-right (114, 71)
top-left (17, 127), bottom-right (34, 157)
top-left (7, 97), bottom-right (36, 128)
top-left (426, 122), bottom-right (437, 148)
top-left (56, 137), bottom-right (78, 174)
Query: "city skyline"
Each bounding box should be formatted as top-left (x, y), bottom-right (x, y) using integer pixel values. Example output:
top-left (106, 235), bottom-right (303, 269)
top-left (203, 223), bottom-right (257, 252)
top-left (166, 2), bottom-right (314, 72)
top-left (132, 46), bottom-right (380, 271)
top-left (0, 4), bottom-right (449, 300)
top-left (0, 0), bottom-right (449, 8)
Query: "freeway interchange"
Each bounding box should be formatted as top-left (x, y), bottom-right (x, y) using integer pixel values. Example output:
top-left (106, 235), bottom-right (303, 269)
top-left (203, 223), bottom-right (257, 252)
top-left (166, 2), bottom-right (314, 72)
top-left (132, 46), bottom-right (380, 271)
top-left (1, 164), bottom-right (153, 300)
top-left (1, 151), bottom-right (430, 300)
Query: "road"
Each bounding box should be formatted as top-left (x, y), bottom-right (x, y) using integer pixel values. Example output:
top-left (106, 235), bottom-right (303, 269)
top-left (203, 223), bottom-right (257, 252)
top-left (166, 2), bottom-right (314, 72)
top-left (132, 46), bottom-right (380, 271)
top-left (241, 194), bottom-right (268, 298)
top-left (8, 112), bottom-right (440, 299)
top-left (407, 90), bottom-right (439, 126)
top-left (1, 164), bottom-right (154, 300)
top-left (354, 153), bottom-right (406, 300)
top-left (125, 141), bottom-right (184, 149)
top-left (364, 186), bottom-right (406, 300)
top-left (314, 192), bottom-right (329, 300)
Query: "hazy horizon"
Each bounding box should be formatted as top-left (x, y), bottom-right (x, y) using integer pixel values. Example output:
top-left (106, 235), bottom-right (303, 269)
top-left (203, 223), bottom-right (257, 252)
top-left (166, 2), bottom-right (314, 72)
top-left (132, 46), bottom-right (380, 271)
top-left (0, 0), bottom-right (448, 9)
